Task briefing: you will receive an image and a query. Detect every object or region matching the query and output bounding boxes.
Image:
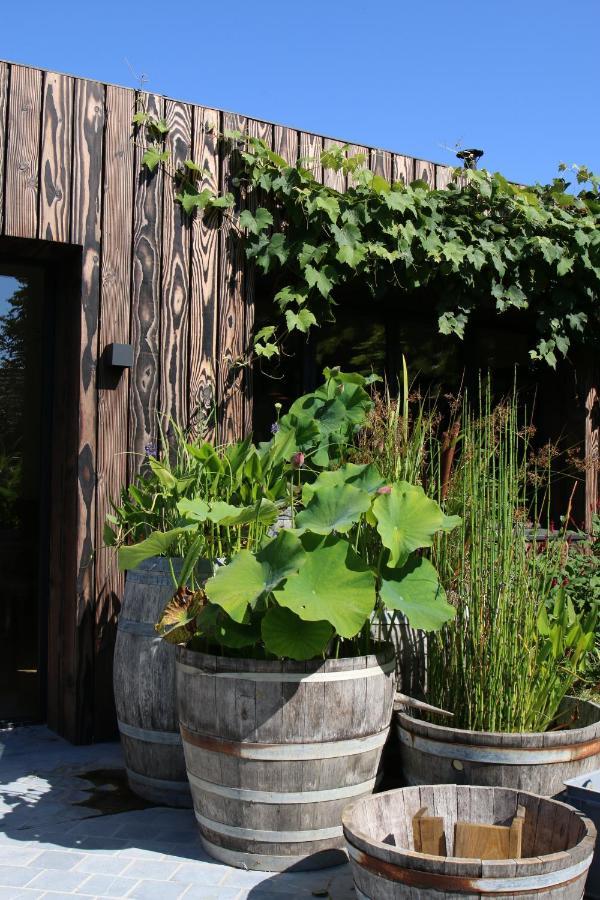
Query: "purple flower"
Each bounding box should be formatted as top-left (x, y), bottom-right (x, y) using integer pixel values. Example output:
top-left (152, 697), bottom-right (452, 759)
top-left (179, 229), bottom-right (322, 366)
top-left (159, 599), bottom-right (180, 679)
top-left (270, 422), bottom-right (280, 434)
top-left (145, 442), bottom-right (158, 459)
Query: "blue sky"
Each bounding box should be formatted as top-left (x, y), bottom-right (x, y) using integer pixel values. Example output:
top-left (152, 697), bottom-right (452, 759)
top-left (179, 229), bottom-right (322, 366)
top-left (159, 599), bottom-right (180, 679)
top-left (1, 0), bottom-right (598, 185)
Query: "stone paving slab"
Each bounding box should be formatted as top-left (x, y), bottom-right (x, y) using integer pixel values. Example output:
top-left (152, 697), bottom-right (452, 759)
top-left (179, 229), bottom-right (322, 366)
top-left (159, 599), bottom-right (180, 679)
top-left (0, 726), bottom-right (355, 899)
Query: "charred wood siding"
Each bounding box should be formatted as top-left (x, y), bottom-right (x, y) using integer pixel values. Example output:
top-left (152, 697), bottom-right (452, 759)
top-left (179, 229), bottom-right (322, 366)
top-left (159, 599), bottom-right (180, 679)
top-left (0, 59), bottom-right (466, 742)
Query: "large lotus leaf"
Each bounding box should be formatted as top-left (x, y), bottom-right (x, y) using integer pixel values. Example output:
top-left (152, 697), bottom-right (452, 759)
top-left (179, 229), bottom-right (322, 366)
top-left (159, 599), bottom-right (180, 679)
top-left (204, 531), bottom-right (305, 623)
top-left (380, 556), bottom-right (456, 632)
top-left (373, 481), bottom-right (461, 567)
top-left (204, 551), bottom-right (266, 622)
top-left (295, 483), bottom-right (371, 535)
top-left (177, 498), bottom-right (210, 522)
top-left (274, 534), bottom-right (375, 637)
top-left (256, 530), bottom-right (306, 591)
top-left (118, 526), bottom-right (195, 571)
top-left (262, 606), bottom-right (333, 660)
top-left (301, 463), bottom-right (384, 505)
top-left (207, 499), bottom-right (278, 527)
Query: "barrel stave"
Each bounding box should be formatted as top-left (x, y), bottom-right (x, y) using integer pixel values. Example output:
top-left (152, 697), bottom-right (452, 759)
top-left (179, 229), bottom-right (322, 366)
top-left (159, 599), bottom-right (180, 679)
top-left (114, 558), bottom-right (191, 807)
top-left (177, 645), bottom-right (395, 870)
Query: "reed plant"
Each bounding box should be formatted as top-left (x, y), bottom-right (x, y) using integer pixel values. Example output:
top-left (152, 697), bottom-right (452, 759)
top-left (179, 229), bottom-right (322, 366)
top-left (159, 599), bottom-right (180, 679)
top-left (357, 372), bottom-right (596, 732)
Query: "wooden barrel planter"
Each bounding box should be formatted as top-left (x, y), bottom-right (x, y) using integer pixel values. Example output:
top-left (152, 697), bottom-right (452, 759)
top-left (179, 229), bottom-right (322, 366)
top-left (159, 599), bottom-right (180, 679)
top-left (113, 557), bottom-right (191, 807)
top-left (397, 696), bottom-right (600, 798)
top-left (176, 644), bottom-right (396, 871)
top-left (343, 784), bottom-right (596, 899)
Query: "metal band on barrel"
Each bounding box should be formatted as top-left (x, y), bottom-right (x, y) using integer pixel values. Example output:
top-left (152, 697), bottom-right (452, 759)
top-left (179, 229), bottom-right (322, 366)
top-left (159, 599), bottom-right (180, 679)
top-left (180, 724), bottom-right (388, 760)
top-left (397, 726), bottom-right (600, 765)
top-left (347, 844), bottom-right (592, 893)
top-left (178, 660), bottom-right (395, 682)
top-left (117, 720), bottom-right (182, 745)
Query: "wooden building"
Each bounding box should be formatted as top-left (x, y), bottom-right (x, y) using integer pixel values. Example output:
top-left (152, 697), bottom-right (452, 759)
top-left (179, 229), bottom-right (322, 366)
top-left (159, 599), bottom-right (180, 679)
top-left (0, 60), bottom-right (597, 743)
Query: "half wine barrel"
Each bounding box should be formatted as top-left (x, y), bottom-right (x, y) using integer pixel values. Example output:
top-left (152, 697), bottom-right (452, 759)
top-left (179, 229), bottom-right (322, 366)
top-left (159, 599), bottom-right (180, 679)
top-left (113, 557), bottom-right (191, 807)
top-left (343, 784), bottom-right (596, 899)
top-left (177, 644), bottom-right (396, 871)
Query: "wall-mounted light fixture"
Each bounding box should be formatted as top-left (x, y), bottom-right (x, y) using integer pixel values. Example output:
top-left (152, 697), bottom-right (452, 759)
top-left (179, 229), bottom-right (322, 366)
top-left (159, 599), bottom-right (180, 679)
top-left (107, 343), bottom-right (134, 368)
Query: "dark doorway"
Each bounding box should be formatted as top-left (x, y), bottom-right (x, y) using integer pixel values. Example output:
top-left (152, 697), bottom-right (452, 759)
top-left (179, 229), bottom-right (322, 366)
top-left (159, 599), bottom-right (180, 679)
top-left (0, 263), bottom-right (53, 724)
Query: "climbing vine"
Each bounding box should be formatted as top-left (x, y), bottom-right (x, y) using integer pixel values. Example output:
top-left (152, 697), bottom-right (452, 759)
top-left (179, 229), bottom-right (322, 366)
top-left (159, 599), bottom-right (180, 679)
top-left (134, 112), bottom-right (600, 368)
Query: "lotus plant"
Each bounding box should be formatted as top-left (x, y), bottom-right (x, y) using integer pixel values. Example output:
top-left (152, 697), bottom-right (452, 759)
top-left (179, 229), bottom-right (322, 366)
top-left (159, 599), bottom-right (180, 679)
top-left (155, 461), bottom-right (460, 660)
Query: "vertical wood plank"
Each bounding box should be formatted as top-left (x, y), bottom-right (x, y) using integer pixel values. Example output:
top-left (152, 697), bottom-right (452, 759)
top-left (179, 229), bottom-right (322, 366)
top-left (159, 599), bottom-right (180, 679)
top-left (94, 84), bottom-right (135, 738)
top-left (274, 125), bottom-right (298, 164)
top-left (189, 106), bottom-right (220, 440)
top-left (585, 377), bottom-right (599, 532)
top-left (39, 72), bottom-right (74, 242)
top-left (4, 64), bottom-right (42, 238)
top-left (435, 164), bottom-right (454, 190)
top-left (218, 112), bottom-right (247, 443)
top-left (371, 148), bottom-right (392, 183)
top-left (70, 77), bottom-right (105, 741)
top-left (160, 99), bottom-right (192, 434)
top-left (347, 143), bottom-right (368, 187)
top-left (299, 131), bottom-right (322, 179)
top-left (393, 153), bottom-right (415, 186)
top-left (130, 93), bottom-right (164, 467)
top-left (414, 157), bottom-right (436, 187)
top-left (0, 63), bottom-right (9, 233)
top-left (323, 138), bottom-right (346, 191)
top-left (244, 118), bottom-right (273, 435)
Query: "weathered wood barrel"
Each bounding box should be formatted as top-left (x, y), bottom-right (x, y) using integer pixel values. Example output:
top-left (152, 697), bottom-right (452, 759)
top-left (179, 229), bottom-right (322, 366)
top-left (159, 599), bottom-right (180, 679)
top-left (176, 644), bottom-right (396, 871)
top-left (397, 696), bottom-right (600, 798)
top-left (343, 784), bottom-right (596, 899)
top-left (113, 557), bottom-right (191, 807)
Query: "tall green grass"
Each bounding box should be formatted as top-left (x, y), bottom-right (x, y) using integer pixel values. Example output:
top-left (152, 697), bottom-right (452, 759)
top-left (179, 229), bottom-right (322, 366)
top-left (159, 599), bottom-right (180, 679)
top-left (357, 371), bottom-right (596, 732)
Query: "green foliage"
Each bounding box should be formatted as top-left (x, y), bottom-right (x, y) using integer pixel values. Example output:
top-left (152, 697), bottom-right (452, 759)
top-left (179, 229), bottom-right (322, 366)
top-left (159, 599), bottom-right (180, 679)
top-left (114, 367), bottom-right (459, 660)
top-left (133, 110), bottom-right (600, 368)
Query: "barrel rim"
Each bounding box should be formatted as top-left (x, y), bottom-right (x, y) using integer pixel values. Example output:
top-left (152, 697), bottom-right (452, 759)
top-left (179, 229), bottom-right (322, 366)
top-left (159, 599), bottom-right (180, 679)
top-left (396, 695), bottom-right (600, 748)
top-left (176, 641), bottom-right (395, 674)
top-left (125, 555), bottom-right (183, 573)
top-left (341, 785), bottom-right (597, 875)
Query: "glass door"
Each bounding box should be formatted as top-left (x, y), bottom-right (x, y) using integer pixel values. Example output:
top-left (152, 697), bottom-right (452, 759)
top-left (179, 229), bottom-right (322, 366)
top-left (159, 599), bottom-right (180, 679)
top-left (0, 265), bottom-right (50, 724)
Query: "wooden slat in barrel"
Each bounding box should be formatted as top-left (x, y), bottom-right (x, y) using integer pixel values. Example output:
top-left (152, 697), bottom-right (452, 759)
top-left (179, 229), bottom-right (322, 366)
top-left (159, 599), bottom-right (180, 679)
top-left (176, 644), bottom-right (396, 871)
top-left (113, 558), bottom-right (191, 807)
top-left (343, 784), bottom-right (596, 899)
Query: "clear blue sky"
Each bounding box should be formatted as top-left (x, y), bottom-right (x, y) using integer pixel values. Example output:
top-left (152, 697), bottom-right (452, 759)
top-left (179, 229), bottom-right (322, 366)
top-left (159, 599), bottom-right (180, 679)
top-left (2, 0), bottom-right (598, 185)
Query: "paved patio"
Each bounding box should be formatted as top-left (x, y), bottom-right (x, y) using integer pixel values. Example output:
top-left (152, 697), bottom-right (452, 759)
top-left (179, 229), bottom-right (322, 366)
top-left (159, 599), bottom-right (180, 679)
top-left (0, 726), bottom-right (355, 900)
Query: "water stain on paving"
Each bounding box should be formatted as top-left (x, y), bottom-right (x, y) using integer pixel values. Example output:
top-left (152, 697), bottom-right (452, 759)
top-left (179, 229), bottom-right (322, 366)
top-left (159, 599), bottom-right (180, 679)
top-left (74, 768), bottom-right (157, 816)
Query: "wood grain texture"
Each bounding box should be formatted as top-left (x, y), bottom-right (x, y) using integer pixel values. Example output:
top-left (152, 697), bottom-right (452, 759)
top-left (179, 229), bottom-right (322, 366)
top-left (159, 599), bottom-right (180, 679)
top-left (114, 559), bottom-right (191, 806)
top-left (347, 143), bottom-right (368, 187)
top-left (160, 100), bottom-right (192, 434)
top-left (393, 154), bottom-right (415, 186)
top-left (343, 785), bottom-right (594, 900)
top-left (4, 64), bottom-right (42, 238)
top-left (39, 71), bottom-right (73, 241)
top-left (70, 76), bottom-right (105, 741)
top-left (414, 157), bottom-right (436, 187)
top-left (130, 92), bottom-right (164, 467)
top-left (371, 148), bottom-right (392, 183)
top-left (299, 131), bottom-right (323, 179)
top-left (94, 84), bottom-right (135, 739)
top-left (0, 63), bottom-right (9, 233)
top-left (273, 124), bottom-right (298, 164)
top-left (323, 138), bottom-right (346, 191)
top-left (218, 112), bottom-right (247, 443)
top-left (189, 106), bottom-right (220, 440)
top-left (244, 118), bottom-right (273, 435)
top-left (435, 164), bottom-right (454, 190)
top-left (177, 646), bottom-right (395, 870)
